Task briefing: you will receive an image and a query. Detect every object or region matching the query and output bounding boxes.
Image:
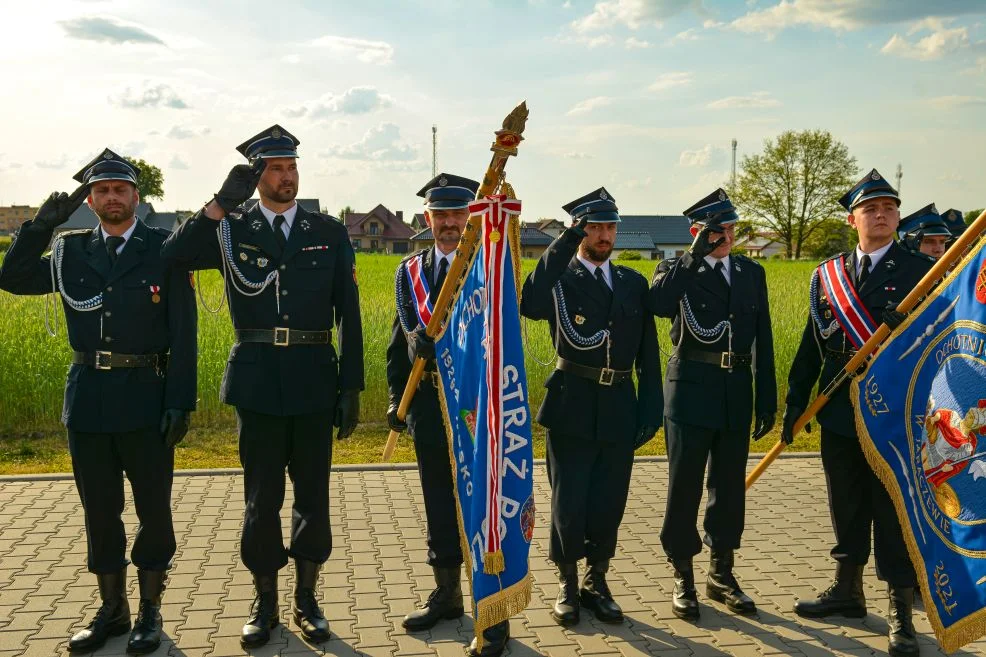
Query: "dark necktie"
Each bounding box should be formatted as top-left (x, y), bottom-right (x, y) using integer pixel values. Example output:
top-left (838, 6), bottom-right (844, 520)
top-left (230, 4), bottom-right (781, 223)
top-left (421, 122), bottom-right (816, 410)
top-left (858, 254), bottom-right (872, 288)
top-left (714, 260), bottom-right (729, 286)
top-left (105, 236), bottom-right (125, 266)
top-left (594, 267), bottom-right (612, 297)
top-left (272, 215), bottom-right (288, 251)
top-left (432, 257), bottom-right (449, 302)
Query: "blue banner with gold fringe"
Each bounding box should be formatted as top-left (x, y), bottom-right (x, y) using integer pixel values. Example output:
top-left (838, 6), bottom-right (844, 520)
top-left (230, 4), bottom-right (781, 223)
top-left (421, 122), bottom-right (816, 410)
top-left (853, 238), bottom-right (986, 651)
top-left (433, 195), bottom-right (533, 648)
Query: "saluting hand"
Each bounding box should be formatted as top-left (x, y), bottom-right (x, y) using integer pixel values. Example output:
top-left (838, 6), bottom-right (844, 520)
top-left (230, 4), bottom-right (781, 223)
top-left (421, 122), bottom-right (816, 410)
top-left (213, 158), bottom-right (266, 213)
top-left (752, 413), bottom-right (775, 441)
top-left (33, 184), bottom-right (89, 230)
top-left (571, 214), bottom-right (590, 238)
top-left (160, 409), bottom-right (190, 448)
top-left (688, 224), bottom-right (725, 261)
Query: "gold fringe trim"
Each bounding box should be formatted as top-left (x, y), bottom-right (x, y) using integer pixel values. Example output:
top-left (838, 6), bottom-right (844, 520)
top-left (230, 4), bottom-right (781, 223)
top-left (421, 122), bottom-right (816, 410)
top-left (483, 550), bottom-right (505, 575)
top-left (851, 239), bottom-right (986, 653)
top-left (473, 574), bottom-right (532, 652)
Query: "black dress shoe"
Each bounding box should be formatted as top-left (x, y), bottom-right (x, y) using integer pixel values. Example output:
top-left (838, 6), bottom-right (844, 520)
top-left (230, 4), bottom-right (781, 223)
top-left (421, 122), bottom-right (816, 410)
top-left (468, 621), bottom-right (510, 657)
top-left (706, 550), bottom-right (756, 614)
top-left (794, 562), bottom-right (867, 618)
top-left (293, 560), bottom-right (330, 643)
top-left (241, 573), bottom-right (279, 648)
top-left (670, 559), bottom-right (699, 620)
top-left (551, 563), bottom-right (580, 626)
top-left (402, 565), bottom-right (464, 631)
top-left (888, 586), bottom-right (920, 657)
top-left (127, 569), bottom-right (166, 655)
top-left (580, 560), bottom-right (623, 623)
top-left (69, 568), bottom-right (131, 652)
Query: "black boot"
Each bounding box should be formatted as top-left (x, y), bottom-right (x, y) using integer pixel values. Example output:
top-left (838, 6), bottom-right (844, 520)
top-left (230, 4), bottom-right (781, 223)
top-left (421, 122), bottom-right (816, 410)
top-left (671, 559), bottom-right (699, 620)
top-left (551, 563), bottom-right (580, 626)
top-left (794, 562), bottom-right (867, 618)
top-left (127, 570), bottom-right (166, 655)
top-left (69, 568), bottom-right (131, 652)
top-left (706, 550), bottom-right (756, 614)
top-left (580, 560), bottom-right (624, 623)
top-left (293, 560), bottom-right (330, 643)
top-left (468, 620), bottom-right (510, 657)
top-left (402, 565), bottom-right (464, 631)
top-left (241, 573), bottom-right (279, 648)
top-left (888, 586), bottom-right (920, 657)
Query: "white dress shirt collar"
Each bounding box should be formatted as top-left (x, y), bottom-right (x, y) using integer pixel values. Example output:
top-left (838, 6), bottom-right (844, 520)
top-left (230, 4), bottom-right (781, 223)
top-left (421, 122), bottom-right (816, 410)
top-left (100, 220), bottom-right (137, 254)
top-left (703, 254), bottom-right (731, 284)
top-left (257, 201), bottom-right (298, 236)
top-left (855, 241), bottom-right (893, 273)
top-left (577, 254), bottom-right (613, 288)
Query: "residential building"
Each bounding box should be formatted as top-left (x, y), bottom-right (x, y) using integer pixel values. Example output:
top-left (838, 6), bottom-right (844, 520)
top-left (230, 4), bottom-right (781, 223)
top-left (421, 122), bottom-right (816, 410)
top-left (617, 215), bottom-right (694, 260)
top-left (410, 225), bottom-right (555, 259)
top-left (734, 232), bottom-right (786, 259)
top-left (344, 204), bottom-right (415, 254)
top-left (0, 205), bottom-right (39, 235)
top-left (611, 231), bottom-right (657, 260)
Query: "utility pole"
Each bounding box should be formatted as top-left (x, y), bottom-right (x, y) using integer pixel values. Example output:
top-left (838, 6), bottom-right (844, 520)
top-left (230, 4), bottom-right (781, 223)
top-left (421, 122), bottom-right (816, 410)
top-left (730, 138), bottom-right (737, 187)
top-left (432, 125), bottom-right (437, 178)
top-left (895, 163), bottom-right (903, 194)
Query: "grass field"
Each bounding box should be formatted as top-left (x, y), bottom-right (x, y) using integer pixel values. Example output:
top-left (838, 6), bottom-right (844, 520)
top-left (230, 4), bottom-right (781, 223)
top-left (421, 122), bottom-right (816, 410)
top-left (0, 253), bottom-right (820, 472)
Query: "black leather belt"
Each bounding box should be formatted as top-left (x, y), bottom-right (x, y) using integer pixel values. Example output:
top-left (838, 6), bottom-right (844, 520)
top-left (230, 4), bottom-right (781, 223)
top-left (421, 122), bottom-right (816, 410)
top-left (557, 357), bottom-right (631, 386)
top-left (675, 348), bottom-right (752, 369)
top-left (235, 328), bottom-right (330, 346)
top-left (826, 347), bottom-right (858, 361)
top-left (73, 351), bottom-right (166, 370)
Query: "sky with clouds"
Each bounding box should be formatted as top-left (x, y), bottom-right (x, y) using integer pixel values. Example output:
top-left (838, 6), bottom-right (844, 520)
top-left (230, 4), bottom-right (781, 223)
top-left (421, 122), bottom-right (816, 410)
top-left (1, 0), bottom-right (984, 221)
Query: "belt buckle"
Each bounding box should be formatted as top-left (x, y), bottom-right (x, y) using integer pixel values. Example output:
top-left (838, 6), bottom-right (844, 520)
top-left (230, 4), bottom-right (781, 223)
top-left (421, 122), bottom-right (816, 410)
top-left (598, 367), bottom-right (615, 386)
top-left (95, 351), bottom-right (112, 370)
top-left (720, 351), bottom-right (734, 369)
top-left (273, 327), bottom-right (290, 347)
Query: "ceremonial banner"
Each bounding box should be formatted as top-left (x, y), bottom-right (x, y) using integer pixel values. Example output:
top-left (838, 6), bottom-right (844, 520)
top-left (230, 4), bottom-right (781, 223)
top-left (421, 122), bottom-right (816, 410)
top-left (434, 195), bottom-right (533, 646)
top-left (853, 238), bottom-right (986, 651)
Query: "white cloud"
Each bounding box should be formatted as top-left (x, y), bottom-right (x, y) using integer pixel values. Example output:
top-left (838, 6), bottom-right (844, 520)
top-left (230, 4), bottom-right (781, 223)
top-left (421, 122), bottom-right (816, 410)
top-left (325, 123), bottom-right (416, 162)
top-left (287, 87), bottom-right (394, 119)
top-left (928, 95), bottom-right (986, 108)
top-left (625, 37), bottom-right (651, 48)
top-left (648, 71), bottom-right (692, 91)
top-left (567, 96), bottom-right (613, 115)
top-left (169, 155), bottom-right (189, 170)
top-left (667, 28), bottom-right (700, 45)
top-left (58, 16), bottom-right (164, 45)
top-left (938, 171), bottom-right (964, 183)
top-left (166, 125), bottom-right (211, 139)
top-left (35, 155), bottom-right (73, 170)
top-left (678, 144), bottom-right (715, 167)
top-left (281, 54), bottom-right (301, 65)
top-left (881, 25), bottom-right (970, 60)
top-left (110, 83), bottom-right (189, 110)
top-left (622, 176), bottom-right (653, 189)
top-left (731, 0), bottom-right (986, 36)
top-left (572, 0), bottom-right (704, 32)
top-left (556, 33), bottom-right (614, 48)
top-left (706, 91), bottom-right (780, 109)
top-left (563, 151), bottom-right (595, 159)
top-left (309, 35), bottom-right (394, 65)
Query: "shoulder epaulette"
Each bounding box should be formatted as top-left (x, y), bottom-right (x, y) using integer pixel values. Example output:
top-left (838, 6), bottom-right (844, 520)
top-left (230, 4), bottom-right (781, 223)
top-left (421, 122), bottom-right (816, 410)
top-left (58, 228), bottom-right (93, 238)
top-left (614, 264), bottom-right (646, 281)
top-left (817, 252), bottom-right (847, 267)
top-left (400, 248), bottom-right (428, 265)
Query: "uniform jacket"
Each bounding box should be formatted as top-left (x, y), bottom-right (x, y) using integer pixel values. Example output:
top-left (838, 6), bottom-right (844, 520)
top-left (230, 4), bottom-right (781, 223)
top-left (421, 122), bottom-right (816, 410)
top-left (386, 248), bottom-right (445, 434)
top-left (647, 250), bottom-right (776, 431)
top-left (0, 219), bottom-right (197, 433)
top-left (786, 241), bottom-right (932, 436)
top-left (160, 202), bottom-right (363, 416)
top-left (520, 228), bottom-right (663, 443)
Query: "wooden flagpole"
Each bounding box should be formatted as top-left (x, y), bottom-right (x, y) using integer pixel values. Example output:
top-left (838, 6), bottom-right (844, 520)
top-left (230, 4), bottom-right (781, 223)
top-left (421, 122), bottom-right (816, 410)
top-left (746, 209), bottom-right (986, 489)
top-left (382, 102), bottom-right (529, 461)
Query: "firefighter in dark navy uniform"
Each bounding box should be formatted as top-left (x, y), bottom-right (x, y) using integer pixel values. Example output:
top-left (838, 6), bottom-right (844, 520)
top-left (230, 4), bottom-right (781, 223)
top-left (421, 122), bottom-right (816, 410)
top-left (941, 208), bottom-right (967, 239)
top-left (647, 188), bottom-right (776, 621)
top-left (386, 173), bottom-right (479, 633)
top-left (0, 150), bottom-right (197, 655)
top-left (161, 126), bottom-right (364, 648)
top-left (521, 188), bottom-right (663, 629)
top-left (785, 169), bottom-right (931, 657)
top-left (897, 203), bottom-right (951, 260)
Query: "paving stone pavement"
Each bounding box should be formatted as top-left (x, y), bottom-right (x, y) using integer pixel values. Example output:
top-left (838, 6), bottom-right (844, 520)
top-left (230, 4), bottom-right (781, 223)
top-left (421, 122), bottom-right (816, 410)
top-left (1, 456), bottom-right (986, 657)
